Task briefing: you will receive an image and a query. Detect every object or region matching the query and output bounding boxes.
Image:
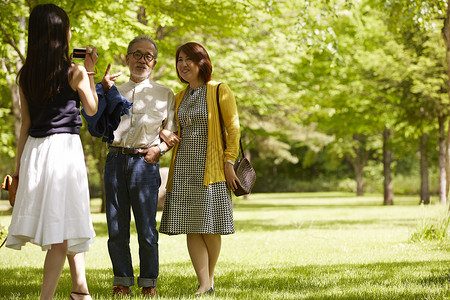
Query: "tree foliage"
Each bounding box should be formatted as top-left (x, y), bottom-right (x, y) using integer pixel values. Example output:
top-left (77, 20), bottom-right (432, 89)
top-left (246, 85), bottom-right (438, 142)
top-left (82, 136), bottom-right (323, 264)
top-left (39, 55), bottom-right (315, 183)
top-left (0, 0), bottom-right (449, 199)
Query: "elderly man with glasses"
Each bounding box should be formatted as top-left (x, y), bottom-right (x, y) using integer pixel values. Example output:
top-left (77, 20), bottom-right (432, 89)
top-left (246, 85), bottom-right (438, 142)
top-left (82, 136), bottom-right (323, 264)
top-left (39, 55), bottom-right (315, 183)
top-left (100, 35), bottom-right (178, 297)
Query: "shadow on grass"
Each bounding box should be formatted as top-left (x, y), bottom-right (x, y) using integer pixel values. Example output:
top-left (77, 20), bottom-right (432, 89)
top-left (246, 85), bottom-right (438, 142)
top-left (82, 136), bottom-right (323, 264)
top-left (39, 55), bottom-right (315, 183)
top-left (0, 193), bottom-right (421, 217)
top-left (247, 192), bottom-right (359, 199)
top-left (1, 261), bottom-right (449, 299)
top-left (90, 217), bottom-right (420, 238)
top-left (235, 202), bottom-right (406, 211)
top-left (231, 217), bottom-right (420, 232)
top-left (213, 260), bottom-right (450, 299)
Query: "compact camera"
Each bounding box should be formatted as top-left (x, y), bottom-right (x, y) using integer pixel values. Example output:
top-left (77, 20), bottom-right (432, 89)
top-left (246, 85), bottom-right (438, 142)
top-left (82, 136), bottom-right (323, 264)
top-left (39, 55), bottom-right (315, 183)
top-left (72, 47), bottom-right (87, 59)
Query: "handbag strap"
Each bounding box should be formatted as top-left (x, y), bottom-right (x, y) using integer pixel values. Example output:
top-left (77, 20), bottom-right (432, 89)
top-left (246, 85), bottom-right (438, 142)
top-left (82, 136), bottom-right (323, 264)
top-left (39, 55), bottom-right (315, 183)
top-left (238, 139), bottom-right (244, 158)
top-left (216, 83), bottom-right (245, 158)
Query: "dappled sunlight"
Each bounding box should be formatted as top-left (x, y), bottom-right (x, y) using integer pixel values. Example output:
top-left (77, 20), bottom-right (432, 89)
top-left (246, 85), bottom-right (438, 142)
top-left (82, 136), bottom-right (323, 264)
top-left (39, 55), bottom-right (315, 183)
top-left (214, 261), bottom-right (450, 299)
top-left (1, 193), bottom-right (449, 299)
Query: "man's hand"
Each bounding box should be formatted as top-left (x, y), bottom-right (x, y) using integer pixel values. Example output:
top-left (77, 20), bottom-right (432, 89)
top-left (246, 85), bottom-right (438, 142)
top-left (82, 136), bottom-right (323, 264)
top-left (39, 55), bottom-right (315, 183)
top-left (101, 63), bottom-right (122, 93)
top-left (138, 147), bottom-right (161, 164)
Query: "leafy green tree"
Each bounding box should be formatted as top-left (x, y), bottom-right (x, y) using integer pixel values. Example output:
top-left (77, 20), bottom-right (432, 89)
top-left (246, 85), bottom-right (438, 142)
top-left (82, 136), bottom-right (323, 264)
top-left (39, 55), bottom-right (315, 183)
top-left (2, 0), bottom-right (449, 204)
top-left (297, 1), bottom-right (401, 196)
top-left (0, 0), bottom-right (250, 208)
top-left (378, 0), bottom-right (449, 205)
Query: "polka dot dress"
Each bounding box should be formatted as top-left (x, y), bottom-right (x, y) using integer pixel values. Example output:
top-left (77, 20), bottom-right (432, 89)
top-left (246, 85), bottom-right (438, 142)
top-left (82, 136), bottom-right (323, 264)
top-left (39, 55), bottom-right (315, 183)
top-left (160, 85), bottom-right (235, 235)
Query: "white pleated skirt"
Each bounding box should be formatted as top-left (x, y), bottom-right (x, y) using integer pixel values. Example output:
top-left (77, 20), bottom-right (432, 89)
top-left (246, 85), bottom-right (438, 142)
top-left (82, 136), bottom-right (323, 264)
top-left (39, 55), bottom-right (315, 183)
top-left (6, 133), bottom-right (95, 253)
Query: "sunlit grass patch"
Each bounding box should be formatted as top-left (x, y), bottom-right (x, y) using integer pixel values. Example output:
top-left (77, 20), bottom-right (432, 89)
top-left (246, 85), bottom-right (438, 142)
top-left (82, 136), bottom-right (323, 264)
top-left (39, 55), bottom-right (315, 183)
top-left (0, 192), bottom-right (449, 299)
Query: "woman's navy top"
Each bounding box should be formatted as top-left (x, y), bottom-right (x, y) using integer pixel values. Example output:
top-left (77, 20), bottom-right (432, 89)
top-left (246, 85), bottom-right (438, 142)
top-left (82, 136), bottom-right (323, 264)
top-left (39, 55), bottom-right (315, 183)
top-left (28, 78), bottom-right (82, 138)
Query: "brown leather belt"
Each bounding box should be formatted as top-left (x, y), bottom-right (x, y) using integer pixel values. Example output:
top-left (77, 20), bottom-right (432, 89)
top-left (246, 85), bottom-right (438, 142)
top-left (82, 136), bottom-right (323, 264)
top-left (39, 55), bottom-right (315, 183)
top-left (108, 146), bottom-right (148, 155)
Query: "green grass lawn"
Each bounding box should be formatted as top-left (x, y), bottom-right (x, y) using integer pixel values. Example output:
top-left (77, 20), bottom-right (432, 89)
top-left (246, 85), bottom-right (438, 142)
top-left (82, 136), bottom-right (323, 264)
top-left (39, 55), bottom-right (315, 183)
top-left (0, 192), bottom-right (449, 299)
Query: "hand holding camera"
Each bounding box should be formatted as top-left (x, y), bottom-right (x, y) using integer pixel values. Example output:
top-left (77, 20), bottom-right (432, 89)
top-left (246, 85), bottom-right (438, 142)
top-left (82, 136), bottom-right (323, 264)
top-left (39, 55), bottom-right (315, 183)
top-left (72, 47), bottom-right (87, 59)
top-left (72, 46), bottom-right (98, 75)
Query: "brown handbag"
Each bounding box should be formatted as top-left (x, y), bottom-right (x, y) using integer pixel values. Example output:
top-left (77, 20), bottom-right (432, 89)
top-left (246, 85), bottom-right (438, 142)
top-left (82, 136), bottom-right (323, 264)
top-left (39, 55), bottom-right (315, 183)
top-left (2, 174), bottom-right (18, 207)
top-left (216, 84), bottom-right (256, 196)
top-left (232, 140), bottom-right (256, 196)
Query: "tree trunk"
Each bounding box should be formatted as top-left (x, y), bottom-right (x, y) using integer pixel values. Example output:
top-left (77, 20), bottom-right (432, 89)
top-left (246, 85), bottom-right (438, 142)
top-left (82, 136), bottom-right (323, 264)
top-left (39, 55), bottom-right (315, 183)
top-left (383, 128), bottom-right (394, 205)
top-left (443, 0), bottom-right (450, 210)
top-left (137, 6), bottom-right (148, 25)
top-left (353, 133), bottom-right (368, 196)
top-left (438, 116), bottom-right (447, 205)
top-left (10, 16), bottom-right (26, 146)
top-left (447, 118), bottom-right (450, 199)
top-left (97, 153), bottom-right (106, 213)
top-left (447, 118), bottom-right (450, 198)
top-left (86, 135), bottom-right (107, 213)
top-left (420, 133), bottom-right (430, 205)
top-left (11, 82), bottom-right (21, 143)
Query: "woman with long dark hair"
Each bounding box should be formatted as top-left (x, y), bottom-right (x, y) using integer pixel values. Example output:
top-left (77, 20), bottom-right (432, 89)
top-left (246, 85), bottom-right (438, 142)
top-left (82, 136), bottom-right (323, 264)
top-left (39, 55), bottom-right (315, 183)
top-left (6, 4), bottom-right (98, 300)
top-left (160, 42), bottom-right (240, 295)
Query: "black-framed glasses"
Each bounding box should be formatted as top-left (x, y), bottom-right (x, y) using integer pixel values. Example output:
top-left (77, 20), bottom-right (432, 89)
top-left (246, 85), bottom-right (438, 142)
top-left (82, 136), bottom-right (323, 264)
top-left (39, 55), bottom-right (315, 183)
top-left (128, 51), bottom-right (155, 63)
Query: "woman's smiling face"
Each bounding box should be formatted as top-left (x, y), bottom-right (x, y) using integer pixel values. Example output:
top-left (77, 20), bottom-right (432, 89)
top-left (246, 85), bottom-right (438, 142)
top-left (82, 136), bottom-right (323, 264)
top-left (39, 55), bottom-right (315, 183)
top-left (176, 50), bottom-right (200, 84)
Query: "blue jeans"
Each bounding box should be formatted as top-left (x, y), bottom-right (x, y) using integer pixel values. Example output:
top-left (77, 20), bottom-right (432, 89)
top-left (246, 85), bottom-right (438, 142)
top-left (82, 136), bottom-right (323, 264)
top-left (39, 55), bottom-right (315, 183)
top-left (104, 151), bottom-right (160, 288)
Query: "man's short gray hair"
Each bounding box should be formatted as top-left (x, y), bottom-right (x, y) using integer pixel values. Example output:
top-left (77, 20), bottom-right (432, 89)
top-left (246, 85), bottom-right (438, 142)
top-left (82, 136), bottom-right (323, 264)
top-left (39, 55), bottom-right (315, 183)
top-left (127, 35), bottom-right (158, 58)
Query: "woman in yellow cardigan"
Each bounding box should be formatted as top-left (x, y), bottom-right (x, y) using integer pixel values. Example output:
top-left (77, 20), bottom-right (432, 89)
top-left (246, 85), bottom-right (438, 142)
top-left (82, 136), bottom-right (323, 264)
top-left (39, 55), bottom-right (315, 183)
top-left (159, 42), bottom-right (240, 295)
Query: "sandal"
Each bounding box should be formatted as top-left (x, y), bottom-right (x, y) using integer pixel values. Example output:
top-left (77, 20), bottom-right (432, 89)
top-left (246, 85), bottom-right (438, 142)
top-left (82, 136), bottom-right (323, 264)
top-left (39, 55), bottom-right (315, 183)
top-left (69, 291), bottom-right (91, 300)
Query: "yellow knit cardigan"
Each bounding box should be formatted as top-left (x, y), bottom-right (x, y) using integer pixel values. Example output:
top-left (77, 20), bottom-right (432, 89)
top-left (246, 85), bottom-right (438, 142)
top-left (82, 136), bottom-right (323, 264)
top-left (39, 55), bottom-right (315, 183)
top-left (166, 81), bottom-right (240, 190)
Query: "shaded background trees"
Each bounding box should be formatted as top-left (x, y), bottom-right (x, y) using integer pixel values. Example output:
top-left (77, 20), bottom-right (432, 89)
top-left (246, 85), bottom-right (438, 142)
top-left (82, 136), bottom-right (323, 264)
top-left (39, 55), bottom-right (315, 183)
top-left (1, 0), bottom-right (450, 209)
